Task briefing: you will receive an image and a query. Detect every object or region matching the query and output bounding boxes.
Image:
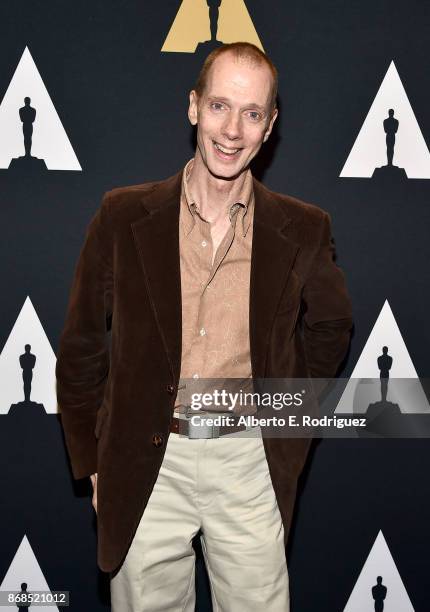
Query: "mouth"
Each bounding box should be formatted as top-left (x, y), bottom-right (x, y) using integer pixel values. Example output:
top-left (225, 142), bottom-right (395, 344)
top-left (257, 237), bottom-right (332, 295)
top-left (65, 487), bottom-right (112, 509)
top-left (212, 140), bottom-right (242, 160)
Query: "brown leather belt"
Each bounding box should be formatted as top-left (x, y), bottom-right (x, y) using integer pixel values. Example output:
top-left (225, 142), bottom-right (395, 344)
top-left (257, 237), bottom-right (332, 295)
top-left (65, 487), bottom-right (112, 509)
top-left (170, 415), bottom-right (248, 437)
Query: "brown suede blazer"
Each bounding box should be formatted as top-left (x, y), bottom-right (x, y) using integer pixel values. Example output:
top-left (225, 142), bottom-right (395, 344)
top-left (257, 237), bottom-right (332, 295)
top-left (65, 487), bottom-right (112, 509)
top-left (56, 168), bottom-right (353, 573)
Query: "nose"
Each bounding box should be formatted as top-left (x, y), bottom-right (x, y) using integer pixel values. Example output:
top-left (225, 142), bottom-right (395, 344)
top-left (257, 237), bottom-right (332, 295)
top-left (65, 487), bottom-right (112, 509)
top-left (221, 111), bottom-right (242, 141)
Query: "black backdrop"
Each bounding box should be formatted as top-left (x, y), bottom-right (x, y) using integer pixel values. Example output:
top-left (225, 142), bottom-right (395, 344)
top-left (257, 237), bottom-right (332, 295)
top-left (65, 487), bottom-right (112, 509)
top-left (0, 1), bottom-right (429, 610)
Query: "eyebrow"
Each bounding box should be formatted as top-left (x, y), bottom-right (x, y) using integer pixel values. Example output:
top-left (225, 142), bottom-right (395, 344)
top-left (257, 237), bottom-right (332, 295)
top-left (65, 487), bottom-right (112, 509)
top-left (207, 95), bottom-right (267, 114)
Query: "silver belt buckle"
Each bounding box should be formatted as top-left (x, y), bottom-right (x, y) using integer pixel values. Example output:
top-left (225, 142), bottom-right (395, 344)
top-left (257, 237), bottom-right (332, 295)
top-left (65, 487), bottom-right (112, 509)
top-left (185, 406), bottom-right (220, 439)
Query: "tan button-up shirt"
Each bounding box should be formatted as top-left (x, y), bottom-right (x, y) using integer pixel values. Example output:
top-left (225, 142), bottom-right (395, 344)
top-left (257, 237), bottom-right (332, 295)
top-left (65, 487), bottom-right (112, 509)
top-left (174, 158), bottom-right (255, 416)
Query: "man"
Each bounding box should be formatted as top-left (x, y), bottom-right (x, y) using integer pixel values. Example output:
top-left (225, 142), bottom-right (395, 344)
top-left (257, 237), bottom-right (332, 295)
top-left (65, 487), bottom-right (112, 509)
top-left (206, 0), bottom-right (222, 43)
top-left (19, 344), bottom-right (36, 402)
top-left (377, 346), bottom-right (393, 402)
top-left (19, 97), bottom-right (36, 157)
top-left (383, 109), bottom-right (398, 167)
top-left (56, 42), bottom-right (352, 610)
top-left (371, 576), bottom-right (387, 611)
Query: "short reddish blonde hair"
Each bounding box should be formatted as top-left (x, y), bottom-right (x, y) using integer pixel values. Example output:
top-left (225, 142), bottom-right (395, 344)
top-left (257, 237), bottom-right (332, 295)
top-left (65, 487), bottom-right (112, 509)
top-left (194, 42), bottom-right (278, 112)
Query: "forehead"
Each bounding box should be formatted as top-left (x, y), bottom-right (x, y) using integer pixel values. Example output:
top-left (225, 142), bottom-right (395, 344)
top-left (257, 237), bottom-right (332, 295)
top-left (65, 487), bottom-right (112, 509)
top-left (205, 52), bottom-right (273, 107)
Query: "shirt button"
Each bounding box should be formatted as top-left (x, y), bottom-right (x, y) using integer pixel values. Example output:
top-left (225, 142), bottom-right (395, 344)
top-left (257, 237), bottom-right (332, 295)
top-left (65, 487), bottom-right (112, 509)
top-left (201, 240), bottom-right (207, 247)
top-left (192, 373), bottom-right (200, 379)
top-left (152, 434), bottom-right (164, 447)
top-left (199, 328), bottom-right (206, 336)
top-left (166, 384), bottom-right (175, 395)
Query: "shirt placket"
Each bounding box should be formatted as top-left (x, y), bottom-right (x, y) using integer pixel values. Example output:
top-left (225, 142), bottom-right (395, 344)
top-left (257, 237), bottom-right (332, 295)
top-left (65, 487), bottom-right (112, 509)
top-left (205, 208), bottom-right (240, 288)
top-left (190, 208), bottom-right (241, 381)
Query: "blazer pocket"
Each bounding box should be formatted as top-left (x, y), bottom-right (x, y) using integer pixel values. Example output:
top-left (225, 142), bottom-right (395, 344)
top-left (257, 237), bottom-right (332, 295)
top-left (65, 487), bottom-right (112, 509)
top-left (95, 404), bottom-right (109, 440)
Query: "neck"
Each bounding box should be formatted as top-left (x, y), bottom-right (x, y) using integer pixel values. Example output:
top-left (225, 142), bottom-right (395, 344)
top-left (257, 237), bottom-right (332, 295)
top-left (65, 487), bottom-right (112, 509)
top-left (187, 151), bottom-right (249, 224)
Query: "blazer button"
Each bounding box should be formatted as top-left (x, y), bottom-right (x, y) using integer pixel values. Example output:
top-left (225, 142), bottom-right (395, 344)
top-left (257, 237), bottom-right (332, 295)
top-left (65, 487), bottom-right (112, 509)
top-left (152, 434), bottom-right (163, 448)
top-left (166, 384), bottom-right (175, 395)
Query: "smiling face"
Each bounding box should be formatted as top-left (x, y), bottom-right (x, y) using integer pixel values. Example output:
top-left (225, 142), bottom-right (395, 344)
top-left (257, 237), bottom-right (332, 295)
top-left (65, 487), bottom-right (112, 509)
top-left (188, 51), bottom-right (278, 180)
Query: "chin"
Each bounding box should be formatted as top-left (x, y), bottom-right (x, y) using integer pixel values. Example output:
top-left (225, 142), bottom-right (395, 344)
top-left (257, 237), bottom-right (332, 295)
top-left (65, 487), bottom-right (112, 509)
top-left (209, 163), bottom-right (242, 180)
top-left (207, 154), bottom-right (247, 179)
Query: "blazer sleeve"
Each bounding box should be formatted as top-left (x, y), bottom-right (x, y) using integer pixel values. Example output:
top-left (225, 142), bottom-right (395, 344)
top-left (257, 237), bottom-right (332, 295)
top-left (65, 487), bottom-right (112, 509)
top-left (302, 211), bottom-right (353, 380)
top-left (56, 193), bottom-right (113, 480)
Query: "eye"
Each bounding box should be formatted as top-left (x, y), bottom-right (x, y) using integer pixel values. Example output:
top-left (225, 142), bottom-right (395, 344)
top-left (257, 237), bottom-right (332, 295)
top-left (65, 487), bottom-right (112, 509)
top-left (210, 102), bottom-right (225, 111)
top-left (247, 111), bottom-right (262, 121)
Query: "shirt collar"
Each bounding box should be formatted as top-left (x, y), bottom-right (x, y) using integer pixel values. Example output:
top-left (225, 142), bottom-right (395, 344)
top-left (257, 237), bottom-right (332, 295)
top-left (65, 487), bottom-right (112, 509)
top-left (181, 157), bottom-right (254, 238)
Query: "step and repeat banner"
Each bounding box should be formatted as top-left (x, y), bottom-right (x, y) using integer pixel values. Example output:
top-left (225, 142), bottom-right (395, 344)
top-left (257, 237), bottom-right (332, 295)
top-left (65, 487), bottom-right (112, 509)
top-left (0, 1), bottom-right (429, 610)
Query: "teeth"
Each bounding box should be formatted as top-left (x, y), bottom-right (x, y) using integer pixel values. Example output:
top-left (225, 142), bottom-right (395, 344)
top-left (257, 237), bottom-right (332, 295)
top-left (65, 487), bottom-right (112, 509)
top-left (214, 142), bottom-right (240, 154)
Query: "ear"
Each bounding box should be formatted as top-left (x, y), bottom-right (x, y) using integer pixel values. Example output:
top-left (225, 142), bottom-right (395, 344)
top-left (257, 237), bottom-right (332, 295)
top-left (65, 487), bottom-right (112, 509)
top-left (188, 90), bottom-right (199, 126)
top-left (263, 107), bottom-right (278, 142)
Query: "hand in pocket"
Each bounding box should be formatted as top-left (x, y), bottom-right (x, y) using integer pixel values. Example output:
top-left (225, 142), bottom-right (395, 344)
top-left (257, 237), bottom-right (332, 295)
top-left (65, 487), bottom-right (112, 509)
top-left (90, 473), bottom-right (98, 514)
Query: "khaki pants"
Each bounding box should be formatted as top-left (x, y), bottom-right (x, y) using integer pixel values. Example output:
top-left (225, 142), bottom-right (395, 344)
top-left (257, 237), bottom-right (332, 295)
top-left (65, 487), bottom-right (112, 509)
top-left (110, 427), bottom-right (289, 611)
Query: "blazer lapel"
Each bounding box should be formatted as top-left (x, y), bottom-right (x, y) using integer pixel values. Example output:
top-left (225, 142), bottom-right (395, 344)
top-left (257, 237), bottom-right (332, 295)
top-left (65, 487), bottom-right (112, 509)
top-left (130, 168), bottom-right (300, 385)
top-left (250, 178), bottom-right (300, 378)
top-left (131, 171), bottom-right (183, 382)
